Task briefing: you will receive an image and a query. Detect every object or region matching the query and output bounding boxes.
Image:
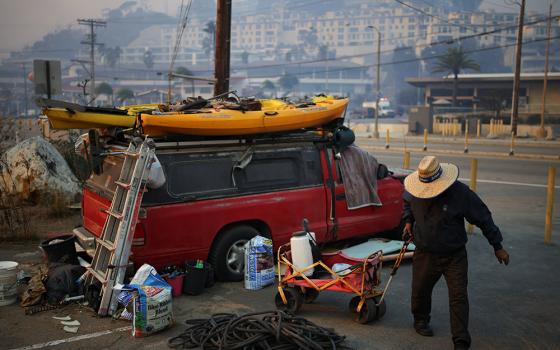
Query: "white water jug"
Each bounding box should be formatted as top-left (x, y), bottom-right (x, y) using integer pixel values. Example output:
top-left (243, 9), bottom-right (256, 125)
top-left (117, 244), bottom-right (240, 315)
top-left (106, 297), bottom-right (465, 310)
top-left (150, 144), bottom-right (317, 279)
top-left (290, 231), bottom-right (315, 277)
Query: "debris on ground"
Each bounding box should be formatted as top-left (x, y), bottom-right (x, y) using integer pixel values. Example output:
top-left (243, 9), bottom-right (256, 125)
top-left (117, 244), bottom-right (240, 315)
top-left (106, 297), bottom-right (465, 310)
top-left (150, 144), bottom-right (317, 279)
top-left (63, 325), bottom-right (79, 333)
top-left (52, 315), bottom-right (71, 321)
top-left (167, 311), bottom-right (352, 349)
top-left (61, 319), bottom-right (80, 326)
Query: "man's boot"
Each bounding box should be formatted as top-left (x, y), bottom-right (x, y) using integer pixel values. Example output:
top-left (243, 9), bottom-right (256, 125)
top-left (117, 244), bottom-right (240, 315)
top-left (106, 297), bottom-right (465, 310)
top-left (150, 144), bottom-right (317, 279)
top-left (414, 320), bottom-right (434, 337)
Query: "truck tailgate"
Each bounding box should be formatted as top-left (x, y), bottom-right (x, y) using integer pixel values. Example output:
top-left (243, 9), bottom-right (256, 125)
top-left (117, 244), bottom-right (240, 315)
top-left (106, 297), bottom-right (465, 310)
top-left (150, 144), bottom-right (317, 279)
top-left (82, 187), bottom-right (111, 238)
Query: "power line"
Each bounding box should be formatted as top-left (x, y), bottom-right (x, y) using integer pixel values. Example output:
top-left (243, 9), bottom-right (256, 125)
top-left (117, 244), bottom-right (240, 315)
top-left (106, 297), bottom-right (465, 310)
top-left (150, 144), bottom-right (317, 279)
top-left (193, 14), bottom-right (559, 73)
top-left (94, 34), bottom-right (560, 82)
top-left (391, 0), bottom-right (524, 41)
top-left (235, 34), bottom-right (560, 79)
top-left (88, 13), bottom-right (556, 78)
top-left (392, 0), bottom-right (467, 27)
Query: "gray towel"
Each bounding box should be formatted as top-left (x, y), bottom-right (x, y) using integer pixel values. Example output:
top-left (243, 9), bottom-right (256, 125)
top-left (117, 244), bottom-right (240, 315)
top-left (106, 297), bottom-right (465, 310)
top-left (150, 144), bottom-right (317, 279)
top-left (339, 145), bottom-right (382, 209)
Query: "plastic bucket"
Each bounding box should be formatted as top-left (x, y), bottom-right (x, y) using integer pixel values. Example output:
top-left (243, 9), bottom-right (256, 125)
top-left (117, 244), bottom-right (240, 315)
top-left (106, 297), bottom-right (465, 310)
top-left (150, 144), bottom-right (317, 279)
top-left (182, 261), bottom-right (207, 296)
top-left (165, 275), bottom-right (184, 297)
top-left (0, 261), bottom-right (19, 306)
top-left (40, 235), bottom-right (79, 265)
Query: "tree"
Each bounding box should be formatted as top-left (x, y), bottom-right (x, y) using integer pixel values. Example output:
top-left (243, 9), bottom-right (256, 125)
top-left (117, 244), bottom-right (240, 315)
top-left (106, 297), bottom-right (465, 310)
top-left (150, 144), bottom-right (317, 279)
top-left (386, 46), bottom-right (419, 103)
top-left (278, 74), bottom-right (299, 94)
top-left (116, 88), bottom-right (134, 104)
top-left (95, 82), bottom-right (113, 104)
top-left (102, 46), bottom-right (122, 68)
top-left (143, 49), bottom-right (154, 69)
top-left (175, 66), bottom-right (193, 76)
top-left (285, 50), bottom-right (293, 62)
top-left (241, 51), bottom-right (250, 65)
top-left (479, 89), bottom-right (511, 119)
top-left (432, 47), bottom-right (480, 106)
top-left (202, 21), bottom-right (216, 57)
top-left (261, 80), bottom-right (276, 97)
top-left (317, 44), bottom-right (328, 60)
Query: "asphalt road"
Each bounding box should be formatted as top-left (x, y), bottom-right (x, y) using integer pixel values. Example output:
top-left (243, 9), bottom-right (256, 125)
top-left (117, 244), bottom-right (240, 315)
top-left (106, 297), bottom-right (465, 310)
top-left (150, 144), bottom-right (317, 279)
top-left (358, 136), bottom-right (560, 158)
top-left (2, 142), bottom-right (559, 350)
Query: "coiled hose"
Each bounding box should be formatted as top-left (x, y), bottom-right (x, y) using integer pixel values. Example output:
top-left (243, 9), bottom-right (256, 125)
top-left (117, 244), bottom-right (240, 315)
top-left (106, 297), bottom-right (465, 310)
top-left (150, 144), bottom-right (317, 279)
top-left (167, 310), bottom-right (353, 349)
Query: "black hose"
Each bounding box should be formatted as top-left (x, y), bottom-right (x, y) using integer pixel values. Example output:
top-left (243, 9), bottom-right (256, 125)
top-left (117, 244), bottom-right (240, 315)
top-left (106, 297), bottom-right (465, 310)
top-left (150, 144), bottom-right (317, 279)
top-left (167, 310), bottom-right (353, 350)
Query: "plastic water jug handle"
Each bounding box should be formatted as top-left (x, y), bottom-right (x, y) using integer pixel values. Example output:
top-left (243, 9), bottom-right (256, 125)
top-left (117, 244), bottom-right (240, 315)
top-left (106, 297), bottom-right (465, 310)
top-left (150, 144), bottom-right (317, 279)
top-left (302, 218), bottom-right (310, 233)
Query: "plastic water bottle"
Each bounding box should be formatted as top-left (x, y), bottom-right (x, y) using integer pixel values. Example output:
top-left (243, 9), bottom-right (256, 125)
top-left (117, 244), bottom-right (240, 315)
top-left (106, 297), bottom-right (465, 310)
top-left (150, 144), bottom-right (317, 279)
top-left (290, 231), bottom-right (314, 277)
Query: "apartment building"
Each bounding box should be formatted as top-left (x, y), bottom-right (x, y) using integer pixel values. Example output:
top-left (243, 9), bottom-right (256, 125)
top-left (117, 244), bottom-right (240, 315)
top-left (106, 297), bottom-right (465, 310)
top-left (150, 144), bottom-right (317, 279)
top-left (118, 5), bottom-right (557, 68)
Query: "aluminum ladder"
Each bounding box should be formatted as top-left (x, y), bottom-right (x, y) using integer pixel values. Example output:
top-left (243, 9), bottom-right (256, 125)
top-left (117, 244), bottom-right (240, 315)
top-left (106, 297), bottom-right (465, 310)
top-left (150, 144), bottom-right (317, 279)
top-left (84, 138), bottom-right (155, 316)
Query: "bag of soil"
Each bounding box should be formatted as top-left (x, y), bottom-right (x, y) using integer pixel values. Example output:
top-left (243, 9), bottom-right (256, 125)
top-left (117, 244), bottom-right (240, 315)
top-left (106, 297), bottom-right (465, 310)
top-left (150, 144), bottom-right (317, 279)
top-left (244, 236), bottom-right (274, 290)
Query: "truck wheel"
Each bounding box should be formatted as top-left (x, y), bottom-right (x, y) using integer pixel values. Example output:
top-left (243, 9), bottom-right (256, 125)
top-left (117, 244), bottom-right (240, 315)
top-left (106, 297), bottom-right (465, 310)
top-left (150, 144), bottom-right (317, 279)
top-left (210, 225), bottom-right (259, 281)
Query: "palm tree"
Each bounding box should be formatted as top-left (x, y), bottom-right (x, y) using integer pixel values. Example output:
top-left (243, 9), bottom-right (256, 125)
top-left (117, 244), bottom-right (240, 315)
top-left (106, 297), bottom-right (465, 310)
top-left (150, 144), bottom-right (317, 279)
top-left (103, 46), bottom-right (122, 68)
top-left (278, 74), bottom-right (299, 95)
top-left (261, 80), bottom-right (276, 97)
top-left (175, 66), bottom-right (193, 76)
top-left (116, 88), bottom-right (134, 104)
top-left (95, 82), bottom-right (113, 104)
top-left (432, 47), bottom-right (480, 106)
top-left (317, 44), bottom-right (329, 60)
top-left (202, 21), bottom-right (216, 57)
top-left (240, 51), bottom-right (250, 65)
top-left (143, 49), bottom-right (155, 69)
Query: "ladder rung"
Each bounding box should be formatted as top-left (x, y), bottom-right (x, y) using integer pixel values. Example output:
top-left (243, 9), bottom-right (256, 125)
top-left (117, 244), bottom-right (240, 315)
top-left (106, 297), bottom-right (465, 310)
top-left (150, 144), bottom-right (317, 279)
top-left (96, 238), bottom-right (115, 251)
top-left (123, 151), bottom-right (140, 158)
top-left (87, 267), bottom-right (107, 284)
top-left (103, 209), bottom-right (123, 220)
top-left (114, 180), bottom-right (131, 189)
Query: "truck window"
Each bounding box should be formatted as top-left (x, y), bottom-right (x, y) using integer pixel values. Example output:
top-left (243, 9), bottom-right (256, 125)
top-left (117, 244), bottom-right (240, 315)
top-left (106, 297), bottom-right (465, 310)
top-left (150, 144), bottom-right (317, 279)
top-left (236, 148), bottom-right (322, 192)
top-left (166, 156), bottom-right (235, 198)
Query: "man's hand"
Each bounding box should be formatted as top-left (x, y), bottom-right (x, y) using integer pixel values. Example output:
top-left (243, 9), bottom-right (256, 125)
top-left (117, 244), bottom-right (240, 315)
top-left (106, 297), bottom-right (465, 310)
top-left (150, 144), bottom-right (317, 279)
top-left (495, 248), bottom-right (510, 265)
top-left (402, 222), bottom-right (413, 241)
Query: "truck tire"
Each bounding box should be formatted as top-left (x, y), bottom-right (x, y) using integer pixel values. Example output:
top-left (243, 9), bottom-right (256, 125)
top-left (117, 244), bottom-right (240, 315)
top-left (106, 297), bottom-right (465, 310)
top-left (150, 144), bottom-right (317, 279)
top-left (209, 225), bottom-right (259, 282)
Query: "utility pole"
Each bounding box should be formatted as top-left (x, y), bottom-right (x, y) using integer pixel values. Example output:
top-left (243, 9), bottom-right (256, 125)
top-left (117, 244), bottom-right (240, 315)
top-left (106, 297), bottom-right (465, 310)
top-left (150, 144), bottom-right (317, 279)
top-left (214, 0), bottom-right (232, 96)
top-left (510, 0), bottom-right (526, 136)
top-left (78, 18), bottom-right (106, 104)
top-left (368, 25), bottom-right (381, 139)
top-left (21, 62), bottom-right (28, 117)
top-left (538, 2), bottom-right (553, 139)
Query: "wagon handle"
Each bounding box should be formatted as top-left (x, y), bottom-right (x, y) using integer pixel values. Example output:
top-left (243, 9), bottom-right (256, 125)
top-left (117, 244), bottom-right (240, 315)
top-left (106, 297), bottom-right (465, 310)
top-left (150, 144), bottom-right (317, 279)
top-left (377, 238), bottom-right (412, 305)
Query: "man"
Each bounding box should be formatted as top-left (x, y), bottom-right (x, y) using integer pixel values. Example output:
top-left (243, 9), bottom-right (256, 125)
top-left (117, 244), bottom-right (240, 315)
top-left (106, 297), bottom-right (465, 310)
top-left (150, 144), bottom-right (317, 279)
top-left (403, 156), bottom-right (510, 350)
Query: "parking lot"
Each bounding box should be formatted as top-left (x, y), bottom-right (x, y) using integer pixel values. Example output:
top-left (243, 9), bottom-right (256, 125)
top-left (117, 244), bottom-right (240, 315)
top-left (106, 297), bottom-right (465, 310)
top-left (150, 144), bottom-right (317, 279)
top-left (2, 142), bottom-right (559, 350)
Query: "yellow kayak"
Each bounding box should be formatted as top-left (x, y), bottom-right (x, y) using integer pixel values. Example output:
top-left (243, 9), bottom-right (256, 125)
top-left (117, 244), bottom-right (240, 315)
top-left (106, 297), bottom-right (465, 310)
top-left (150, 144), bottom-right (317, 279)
top-left (140, 97), bottom-right (348, 137)
top-left (39, 99), bottom-right (159, 129)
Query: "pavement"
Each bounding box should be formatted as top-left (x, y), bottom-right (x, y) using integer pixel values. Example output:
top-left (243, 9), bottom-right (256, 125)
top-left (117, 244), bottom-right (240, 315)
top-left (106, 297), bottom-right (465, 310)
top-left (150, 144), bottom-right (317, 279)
top-left (1, 142), bottom-right (559, 350)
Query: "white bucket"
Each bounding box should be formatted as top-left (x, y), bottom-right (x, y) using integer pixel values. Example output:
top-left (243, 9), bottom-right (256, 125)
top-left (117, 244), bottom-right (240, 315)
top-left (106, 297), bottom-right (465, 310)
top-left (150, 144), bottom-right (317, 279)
top-left (0, 261), bottom-right (19, 306)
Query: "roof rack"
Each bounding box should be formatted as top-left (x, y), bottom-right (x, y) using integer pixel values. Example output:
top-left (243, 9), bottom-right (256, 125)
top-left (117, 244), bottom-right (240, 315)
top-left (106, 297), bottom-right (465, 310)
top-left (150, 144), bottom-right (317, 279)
top-left (152, 130), bottom-right (335, 150)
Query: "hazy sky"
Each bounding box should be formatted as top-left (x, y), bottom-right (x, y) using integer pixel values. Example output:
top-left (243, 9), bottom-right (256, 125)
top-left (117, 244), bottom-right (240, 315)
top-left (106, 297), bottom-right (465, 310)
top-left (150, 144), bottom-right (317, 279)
top-left (0, 0), bottom-right (553, 53)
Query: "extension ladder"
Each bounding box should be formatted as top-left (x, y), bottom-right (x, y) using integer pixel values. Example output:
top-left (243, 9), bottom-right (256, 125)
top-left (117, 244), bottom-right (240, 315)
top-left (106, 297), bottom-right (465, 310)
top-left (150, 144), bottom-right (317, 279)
top-left (84, 138), bottom-right (155, 316)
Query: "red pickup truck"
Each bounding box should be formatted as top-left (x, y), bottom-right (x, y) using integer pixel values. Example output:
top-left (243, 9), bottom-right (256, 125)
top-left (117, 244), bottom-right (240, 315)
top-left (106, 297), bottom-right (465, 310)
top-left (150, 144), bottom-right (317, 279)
top-left (74, 134), bottom-right (404, 281)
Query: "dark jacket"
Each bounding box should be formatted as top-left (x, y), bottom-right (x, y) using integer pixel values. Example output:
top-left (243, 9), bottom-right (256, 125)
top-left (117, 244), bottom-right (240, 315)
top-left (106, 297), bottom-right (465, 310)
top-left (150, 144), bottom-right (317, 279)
top-left (403, 181), bottom-right (503, 254)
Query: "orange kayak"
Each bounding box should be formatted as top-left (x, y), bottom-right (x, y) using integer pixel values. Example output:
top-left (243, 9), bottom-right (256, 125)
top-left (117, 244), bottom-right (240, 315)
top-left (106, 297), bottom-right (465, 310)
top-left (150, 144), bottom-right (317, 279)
top-left (140, 97), bottom-right (348, 137)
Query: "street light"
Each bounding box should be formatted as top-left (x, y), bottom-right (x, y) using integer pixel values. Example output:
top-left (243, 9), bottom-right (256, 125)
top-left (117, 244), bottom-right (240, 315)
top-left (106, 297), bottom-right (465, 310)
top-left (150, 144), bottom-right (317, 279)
top-left (367, 25), bottom-right (381, 139)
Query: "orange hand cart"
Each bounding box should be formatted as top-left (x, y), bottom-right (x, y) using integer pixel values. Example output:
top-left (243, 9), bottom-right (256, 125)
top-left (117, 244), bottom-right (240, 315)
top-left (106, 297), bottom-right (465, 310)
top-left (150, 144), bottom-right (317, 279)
top-left (275, 239), bottom-right (410, 324)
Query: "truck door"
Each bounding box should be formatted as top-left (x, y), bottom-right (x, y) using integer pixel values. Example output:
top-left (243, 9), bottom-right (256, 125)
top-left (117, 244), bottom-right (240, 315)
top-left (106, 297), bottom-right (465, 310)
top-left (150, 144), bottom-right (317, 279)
top-left (322, 147), bottom-right (402, 241)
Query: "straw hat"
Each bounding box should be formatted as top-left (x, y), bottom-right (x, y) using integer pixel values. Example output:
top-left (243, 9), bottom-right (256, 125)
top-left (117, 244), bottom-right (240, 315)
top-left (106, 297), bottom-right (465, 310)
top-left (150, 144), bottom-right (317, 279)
top-left (404, 156), bottom-right (459, 199)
